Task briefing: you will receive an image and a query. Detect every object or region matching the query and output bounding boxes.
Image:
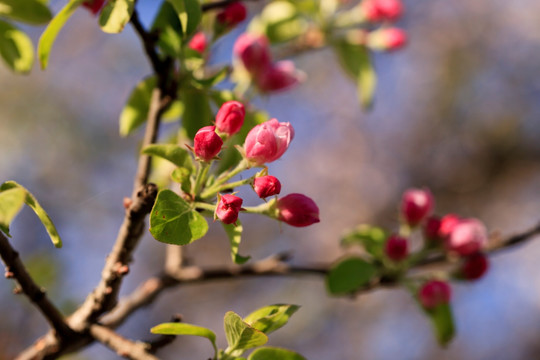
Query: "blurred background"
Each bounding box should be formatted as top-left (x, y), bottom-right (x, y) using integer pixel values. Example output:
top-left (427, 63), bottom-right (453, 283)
top-left (1, 0), bottom-right (540, 359)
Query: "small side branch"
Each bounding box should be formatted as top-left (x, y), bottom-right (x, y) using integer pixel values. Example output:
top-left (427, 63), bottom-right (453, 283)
top-left (90, 325), bottom-right (159, 360)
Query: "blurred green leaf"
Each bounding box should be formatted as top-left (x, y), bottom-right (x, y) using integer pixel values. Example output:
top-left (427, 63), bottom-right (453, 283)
top-left (248, 347), bottom-right (306, 360)
top-left (119, 76), bottom-right (156, 136)
top-left (426, 304), bottom-right (455, 346)
top-left (224, 311), bottom-right (268, 353)
top-left (0, 20), bottom-right (34, 73)
top-left (0, 181), bottom-right (62, 248)
top-left (162, 99), bottom-right (184, 122)
top-left (341, 224), bottom-right (387, 258)
top-left (142, 144), bottom-right (193, 169)
top-left (99, 0), bottom-right (135, 34)
top-left (38, 0), bottom-right (84, 69)
top-left (152, 0), bottom-right (183, 57)
top-left (149, 189), bottom-right (208, 245)
top-left (222, 221), bottom-right (250, 265)
top-left (0, 187), bottom-right (26, 236)
top-left (181, 87), bottom-right (212, 139)
top-left (167, 0), bottom-right (201, 38)
top-left (171, 167), bottom-right (192, 195)
top-left (0, 0), bottom-right (52, 24)
top-left (151, 322), bottom-right (218, 357)
top-left (244, 304), bottom-right (299, 335)
top-left (326, 257), bottom-right (376, 295)
top-left (251, 1), bottom-right (306, 44)
top-left (193, 66), bottom-right (229, 88)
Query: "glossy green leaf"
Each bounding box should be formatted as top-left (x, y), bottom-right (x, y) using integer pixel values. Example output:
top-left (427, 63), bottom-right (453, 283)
top-left (119, 77), bottom-right (156, 136)
top-left (0, 181), bottom-right (62, 248)
top-left (149, 189), bottom-right (208, 245)
top-left (151, 322), bottom-right (218, 357)
top-left (152, 0), bottom-right (183, 57)
top-left (99, 0), bottom-right (135, 34)
top-left (222, 221), bottom-right (250, 265)
top-left (181, 87), bottom-right (212, 139)
top-left (0, 0), bottom-right (52, 24)
top-left (326, 257), bottom-right (376, 295)
top-left (426, 304), bottom-right (455, 346)
top-left (167, 0), bottom-right (201, 38)
top-left (0, 20), bottom-right (34, 73)
top-left (38, 0), bottom-right (84, 69)
top-left (248, 347), bottom-right (306, 360)
top-left (0, 187), bottom-right (26, 236)
top-left (341, 224), bottom-right (387, 258)
top-left (142, 144), bottom-right (193, 170)
top-left (244, 304), bottom-right (299, 335)
top-left (224, 311), bottom-right (268, 353)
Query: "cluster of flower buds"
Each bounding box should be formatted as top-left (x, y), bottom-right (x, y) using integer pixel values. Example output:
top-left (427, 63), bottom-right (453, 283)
top-left (356, 0), bottom-right (407, 51)
top-left (82, 0), bottom-right (107, 15)
top-left (233, 34), bottom-right (303, 93)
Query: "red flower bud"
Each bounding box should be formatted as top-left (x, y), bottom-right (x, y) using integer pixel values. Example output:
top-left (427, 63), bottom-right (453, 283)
top-left (193, 126), bottom-right (223, 162)
top-left (255, 60), bottom-right (302, 93)
top-left (83, 0), bottom-right (107, 15)
top-left (276, 193), bottom-right (320, 227)
top-left (188, 32), bottom-right (208, 54)
top-left (361, 0), bottom-right (403, 22)
top-left (439, 214), bottom-right (460, 238)
top-left (253, 175), bottom-right (281, 198)
top-left (400, 188), bottom-right (434, 227)
top-left (216, 194), bottom-right (243, 225)
top-left (423, 216), bottom-right (442, 241)
top-left (418, 280), bottom-right (451, 309)
top-left (215, 101), bottom-right (245, 136)
top-left (445, 218), bottom-right (488, 256)
top-left (216, 1), bottom-right (247, 28)
top-left (367, 28), bottom-right (407, 51)
top-left (244, 118), bottom-right (294, 166)
top-left (233, 33), bottom-right (272, 75)
top-left (460, 252), bottom-right (489, 280)
top-left (384, 234), bottom-right (409, 261)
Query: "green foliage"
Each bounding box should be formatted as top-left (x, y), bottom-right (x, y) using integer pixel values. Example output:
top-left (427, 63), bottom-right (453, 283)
top-left (142, 144), bottom-right (193, 170)
top-left (0, 0), bottom-right (52, 25)
top-left (222, 222), bottom-right (250, 265)
top-left (99, 0), bottom-right (135, 34)
top-left (167, 0), bottom-right (201, 38)
top-left (0, 187), bottom-right (26, 236)
top-left (425, 304), bottom-right (455, 346)
top-left (38, 0), bottom-right (85, 69)
top-left (341, 224), bottom-right (387, 259)
top-left (152, 1), bottom-right (184, 58)
top-left (151, 322), bottom-right (218, 358)
top-left (326, 257), bottom-right (377, 295)
top-left (0, 20), bottom-right (34, 73)
top-left (0, 181), bottom-right (62, 248)
top-left (149, 189), bottom-right (208, 245)
top-left (224, 311), bottom-right (268, 355)
top-left (244, 304), bottom-right (300, 335)
top-left (249, 1), bottom-right (307, 44)
top-left (180, 87), bottom-right (213, 139)
top-left (248, 347), bottom-right (306, 360)
top-left (119, 76), bottom-right (156, 136)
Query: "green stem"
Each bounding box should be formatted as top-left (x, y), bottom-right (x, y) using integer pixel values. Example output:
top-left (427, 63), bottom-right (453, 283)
top-left (192, 162), bottom-right (210, 197)
top-left (193, 202), bottom-right (216, 212)
top-left (200, 177), bottom-right (253, 200)
top-left (202, 159), bottom-right (249, 198)
top-left (242, 198), bottom-right (277, 216)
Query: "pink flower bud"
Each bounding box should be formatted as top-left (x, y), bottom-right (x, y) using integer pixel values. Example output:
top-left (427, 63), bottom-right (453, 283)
top-left (423, 216), bottom-right (442, 241)
top-left (215, 101), bottom-right (245, 136)
top-left (244, 118), bottom-right (294, 166)
top-left (460, 252), bottom-right (489, 280)
top-left (418, 280), bottom-right (451, 309)
top-left (363, 0), bottom-right (403, 22)
top-left (255, 61), bottom-right (302, 93)
top-left (439, 214), bottom-right (460, 238)
top-left (233, 34), bottom-right (272, 75)
top-left (188, 32), bottom-right (208, 54)
top-left (216, 194), bottom-right (243, 225)
top-left (253, 175), bottom-right (281, 198)
top-left (276, 193), bottom-right (320, 227)
top-left (367, 28), bottom-right (407, 51)
top-left (83, 0), bottom-right (107, 15)
top-left (216, 1), bottom-right (247, 28)
top-left (384, 235), bottom-right (409, 261)
top-left (400, 188), bottom-right (434, 227)
top-left (360, 1), bottom-right (383, 22)
top-left (445, 218), bottom-right (488, 256)
top-left (193, 126), bottom-right (223, 162)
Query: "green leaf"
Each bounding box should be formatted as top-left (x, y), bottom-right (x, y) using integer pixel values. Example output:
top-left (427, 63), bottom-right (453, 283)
top-left (38, 0), bottom-right (84, 69)
top-left (222, 221), bottom-right (250, 265)
top-left (224, 311), bottom-right (268, 353)
top-left (326, 257), bottom-right (376, 295)
top-left (99, 0), bottom-right (135, 34)
top-left (248, 347), bottom-right (306, 360)
top-left (167, 0), bottom-right (201, 38)
top-left (152, 0), bottom-right (184, 58)
top-left (162, 99), bottom-right (184, 122)
top-left (119, 76), bottom-right (156, 136)
top-left (171, 167), bottom-right (192, 195)
top-left (426, 304), bottom-right (455, 346)
top-left (244, 304), bottom-right (299, 335)
top-left (0, 187), bottom-right (26, 236)
top-left (149, 189), bottom-right (208, 245)
top-left (192, 66), bottom-right (229, 88)
top-left (0, 0), bottom-right (52, 25)
top-left (0, 181), bottom-right (62, 248)
top-left (341, 224), bottom-right (387, 258)
top-left (0, 20), bottom-right (34, 73)
top-left (151, 322), bottom-right (218, 357)
top-left (142, 144), bottom-right (193, 170)
top-left (254, 1), bottom-right (307, 44)
top-left (181, 87), bottom-right (212, 139)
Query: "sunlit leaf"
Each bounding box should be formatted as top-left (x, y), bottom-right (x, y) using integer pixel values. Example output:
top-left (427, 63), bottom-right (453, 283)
top-left (248, 347), bottom-right (306, 360)
top-left (0, 0), bottom-right (52, 24)
top-left (0, 187), bottom-right (26, 236)
top-left (224, 311), bottom-right (268, 353)
top-left (0, 20), bottom-right (34, 73)
top-left (142, 144), bottom-right (193, 169)
top-left (341, 224), bottom-right (387, 258)
top-left (222, 221), bottom-right (250, 264)
top-left (119, 76), bottom-right (156, 136)
top-left (426, 304), bottom-right (455, 346)
top-left (244, 304), bottom-right (299, 335)
top-left (167, 0), bottom-right (201, 38)
top-left (151, 322), bottom-right (218, 357)
top-left (152, 0), bottom-right (183, 57)
top-left (99, 0), bottom-right (135, 34)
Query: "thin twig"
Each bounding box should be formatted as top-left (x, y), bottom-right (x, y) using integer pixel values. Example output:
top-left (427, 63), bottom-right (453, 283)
top-left (90, 324), bottom-right (159, 360)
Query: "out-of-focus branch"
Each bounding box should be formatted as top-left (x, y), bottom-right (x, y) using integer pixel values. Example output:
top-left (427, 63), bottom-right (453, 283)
top-left (90, 325), bottom-right (159, 360)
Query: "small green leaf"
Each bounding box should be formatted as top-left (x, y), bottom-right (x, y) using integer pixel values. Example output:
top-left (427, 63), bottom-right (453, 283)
top-left (341, 224), bottom-right (387, 258)
top-left (224, 311), bottom-right (268, 353)
top-left (244, 304), bottom-right (299, 335)
top-left (0, 181), bottom-right (62, 248)
top-left (0, 187), bottom-right (26, 236)
top-left (162, 99), bottom-right (184, 122)
top-left (142, 144), bottom-right (193, 169)
top-left (254, 1), bottom-right (306, 44)
top-left (248, 347), bottom-right (306, 360)
top-left (0, 20), bottom-right (34, 73)
top-left (326, 257), bottom-right (376, 295)
top-left (222, 221), bottom-right (250, 265)
top-left (426, 304), bottom-right (455, 346)
top-left (192, 66), bottom-right (229, 88)
top-left (99, 0), bottom-right (135, 34)
top-left (167, 0), bottom-right (201, 38)
top-left (38, 0), bottom-right (84, 69)
top-left (171, 167), bottom-right (192, 195)
top-left (181, 87), bottom-right (212, 139)
top-left (0, 0), bottom-right (52, 25)
top-left (151, 322), bottom-right (218, 357)
top-left (119, 76), bottom-right (156, 136)
top-left (152, 0), bottom-right (184, 58)
top-left (356, 47), bottom-right (376, 110)
top-left (149, 190), bottom-right (208, 245)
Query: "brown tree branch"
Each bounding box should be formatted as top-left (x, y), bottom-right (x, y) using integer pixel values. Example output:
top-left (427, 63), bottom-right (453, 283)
top-left (90, 325), bottom-right (159, 360)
